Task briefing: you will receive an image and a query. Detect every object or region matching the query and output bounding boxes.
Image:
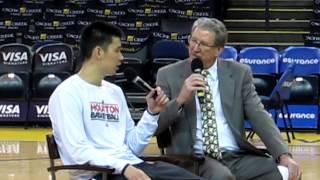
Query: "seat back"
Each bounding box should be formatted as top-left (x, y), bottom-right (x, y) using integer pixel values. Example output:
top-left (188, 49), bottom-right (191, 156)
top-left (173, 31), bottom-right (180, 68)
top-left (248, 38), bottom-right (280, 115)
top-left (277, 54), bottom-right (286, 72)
top-left (150, 40), bottom-right (188, 84)
top-left (151, 39), bottom-right (188, 60)
top-left (0, 43), bottom-right (33, 99)
top-left (280, 46), bottom-right (320, 75)
top-left (33, 43), bottom-right (73, 73)
top-left (238, 47), bottom-right (279, 74)
top-left (219, 46), bottom-right (237, 61)
top-left (270, 63), bottom-right (296, 101)
top-left (0, 43), bottom-right (32, 73)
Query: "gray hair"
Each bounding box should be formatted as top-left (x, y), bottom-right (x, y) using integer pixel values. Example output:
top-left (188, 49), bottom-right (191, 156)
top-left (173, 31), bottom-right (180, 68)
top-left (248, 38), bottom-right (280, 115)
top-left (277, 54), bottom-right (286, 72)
top-left (191, 17), bottom-right (228, 47)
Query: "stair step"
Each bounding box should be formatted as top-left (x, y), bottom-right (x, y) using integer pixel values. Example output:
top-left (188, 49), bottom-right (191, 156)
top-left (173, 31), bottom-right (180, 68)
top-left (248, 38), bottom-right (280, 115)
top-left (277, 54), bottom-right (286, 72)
top-left (228, 31), bottom-right (309, 43)
top-left (226, 8), bottom-right (313, 20)
top-left (227, 42), bottom-right (304, 46)
top-left (228, 8), bottom-right (312, 12)
top-left (228, 0), bottom-right (313, 8)
top-left (224, 19), bottom-right (310, 31)
top-left (226, 42), bottom-right (305, 51)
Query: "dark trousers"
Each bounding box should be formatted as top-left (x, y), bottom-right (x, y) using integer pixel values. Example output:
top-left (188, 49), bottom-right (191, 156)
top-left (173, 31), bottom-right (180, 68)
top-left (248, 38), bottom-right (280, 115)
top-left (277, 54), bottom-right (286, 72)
top-left (198, 151), bottom-right (282, 180)
top-left (92, 161), bottom-right (204, 180)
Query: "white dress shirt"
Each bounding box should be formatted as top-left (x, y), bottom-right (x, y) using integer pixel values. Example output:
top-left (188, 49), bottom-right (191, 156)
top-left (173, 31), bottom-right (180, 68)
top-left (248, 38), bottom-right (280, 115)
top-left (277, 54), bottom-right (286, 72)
top-left (193, 60), bottom-right (239, 154)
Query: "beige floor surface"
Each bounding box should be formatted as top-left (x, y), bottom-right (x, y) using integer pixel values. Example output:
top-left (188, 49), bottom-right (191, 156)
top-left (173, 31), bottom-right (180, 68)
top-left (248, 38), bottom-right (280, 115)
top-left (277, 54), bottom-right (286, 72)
top-left (0, 128), bottom-right (319, 180)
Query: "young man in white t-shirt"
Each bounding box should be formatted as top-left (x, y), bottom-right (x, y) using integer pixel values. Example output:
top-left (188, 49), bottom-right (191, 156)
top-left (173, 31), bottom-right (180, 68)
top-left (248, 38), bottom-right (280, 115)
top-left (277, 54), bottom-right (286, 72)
top-left (48, 21), bottom-right (204, 180)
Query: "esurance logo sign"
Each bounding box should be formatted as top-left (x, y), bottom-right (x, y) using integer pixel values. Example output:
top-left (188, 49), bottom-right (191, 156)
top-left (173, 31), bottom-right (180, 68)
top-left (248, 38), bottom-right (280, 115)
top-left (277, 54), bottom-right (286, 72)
top-left (1, 51), bottom-right (28, 65)
top-left (282, 57), bottom-right (319, 65)
top-left (239, 58), bottom-right (276, 65)
top-left (0, 104), bottom-right (20, 118)
top-left (279, 112), bottom-right (316, 119)
top-left (38, 51), bottom-right (67, 66)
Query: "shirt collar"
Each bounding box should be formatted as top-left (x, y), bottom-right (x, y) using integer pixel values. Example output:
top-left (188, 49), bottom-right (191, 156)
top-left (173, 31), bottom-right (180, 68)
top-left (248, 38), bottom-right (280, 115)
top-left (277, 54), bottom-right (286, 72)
top-left (205, 59), bottom-right (218, 81)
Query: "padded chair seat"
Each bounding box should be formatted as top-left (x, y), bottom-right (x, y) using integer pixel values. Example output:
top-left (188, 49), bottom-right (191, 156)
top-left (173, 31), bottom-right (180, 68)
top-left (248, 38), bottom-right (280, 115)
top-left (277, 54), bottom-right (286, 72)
top-left (0, 73), bottom-right (24, 99)
top-left (34, 74), bottom-right (65, 99)
top-left (289, 76), bottom-right (319, 104)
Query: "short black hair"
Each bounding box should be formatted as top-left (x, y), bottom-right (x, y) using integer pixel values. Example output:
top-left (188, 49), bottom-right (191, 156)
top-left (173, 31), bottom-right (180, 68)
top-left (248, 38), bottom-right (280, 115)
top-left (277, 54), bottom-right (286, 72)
top-left (79, 21), bottom-right (123, 60)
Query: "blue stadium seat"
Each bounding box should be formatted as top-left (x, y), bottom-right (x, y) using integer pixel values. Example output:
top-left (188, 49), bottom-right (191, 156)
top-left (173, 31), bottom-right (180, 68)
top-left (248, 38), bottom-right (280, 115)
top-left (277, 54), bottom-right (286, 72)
top-left (151, 39), bottom-right (188, 60)
top-left (280, 46), bottom-right (320, 75)
top-left (238, 47), bottom-right (279, 74)
top-left (219, 46), bottom-right (237, 61)
top-left (150, 39), bottom-right (188, 85)
top-left (238, 47), bottom-right (280, 100)
top-left (280, 47), bottom-right (320, 132)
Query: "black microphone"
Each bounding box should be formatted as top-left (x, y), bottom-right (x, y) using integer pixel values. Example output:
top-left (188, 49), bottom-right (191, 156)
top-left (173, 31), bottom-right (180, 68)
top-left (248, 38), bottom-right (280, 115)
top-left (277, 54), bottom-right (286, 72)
top-left (191, 58), bottom-right (205, 102)
top-left (123, 68), bottom-right (157, 97)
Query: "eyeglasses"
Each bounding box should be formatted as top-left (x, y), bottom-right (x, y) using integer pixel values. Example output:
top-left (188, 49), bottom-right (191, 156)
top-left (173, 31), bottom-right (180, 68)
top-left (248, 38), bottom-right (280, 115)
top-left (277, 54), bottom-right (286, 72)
top-left (188, 36), bottom-right (217, 49)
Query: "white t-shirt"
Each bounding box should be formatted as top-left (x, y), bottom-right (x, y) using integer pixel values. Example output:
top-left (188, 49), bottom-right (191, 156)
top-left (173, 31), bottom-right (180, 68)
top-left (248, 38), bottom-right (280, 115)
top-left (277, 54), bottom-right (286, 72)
top-left (48, 74), bottom-right (159, 179)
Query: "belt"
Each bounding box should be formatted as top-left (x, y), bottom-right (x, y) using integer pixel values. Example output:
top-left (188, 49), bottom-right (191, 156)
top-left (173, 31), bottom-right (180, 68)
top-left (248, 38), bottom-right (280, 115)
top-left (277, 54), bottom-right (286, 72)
top-left (204, 151), bottom-right (223, 160)
top-left (205, 150), bottom-right (245, 161)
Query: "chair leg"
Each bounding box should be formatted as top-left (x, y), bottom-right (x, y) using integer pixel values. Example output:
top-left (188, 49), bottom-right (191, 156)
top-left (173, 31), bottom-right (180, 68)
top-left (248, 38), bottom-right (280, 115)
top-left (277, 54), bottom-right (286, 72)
top-left (50, 171), bottom-right (56, 180)
top-left (102, 172), bottom-right (108, 180)
top-left (160, 148), bottom-right (165, 155)
top-left (280, 108), bottom-right (291, 143)
top-left (284, 104), bottom-right (295, 139)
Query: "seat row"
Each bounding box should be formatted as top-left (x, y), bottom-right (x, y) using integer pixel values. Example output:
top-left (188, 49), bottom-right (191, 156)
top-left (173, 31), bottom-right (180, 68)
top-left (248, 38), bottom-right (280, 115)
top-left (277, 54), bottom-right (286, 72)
top-left (220, 46), bottom-right (320, 75)
top-left (0, 41), bottom-right (319, 130)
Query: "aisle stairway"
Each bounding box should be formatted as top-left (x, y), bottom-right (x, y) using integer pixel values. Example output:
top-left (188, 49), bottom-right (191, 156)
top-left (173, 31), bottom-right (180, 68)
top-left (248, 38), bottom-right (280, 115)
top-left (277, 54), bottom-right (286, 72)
top-left (225, 0), bottom-right (314, 50)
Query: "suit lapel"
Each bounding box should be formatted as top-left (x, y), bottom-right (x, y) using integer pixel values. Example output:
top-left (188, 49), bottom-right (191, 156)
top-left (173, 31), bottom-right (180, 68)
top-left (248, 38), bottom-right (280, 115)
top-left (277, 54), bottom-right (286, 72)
top-left (179, 60), bottom-right (197, 140)
top-left (218, 60), bottom-right (235, 125)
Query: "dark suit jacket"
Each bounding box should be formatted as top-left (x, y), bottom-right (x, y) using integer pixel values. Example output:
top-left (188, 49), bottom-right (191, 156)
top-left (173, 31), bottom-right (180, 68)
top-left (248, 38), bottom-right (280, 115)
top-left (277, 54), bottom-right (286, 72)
top-left (156, 59), bottom-right (288, 159)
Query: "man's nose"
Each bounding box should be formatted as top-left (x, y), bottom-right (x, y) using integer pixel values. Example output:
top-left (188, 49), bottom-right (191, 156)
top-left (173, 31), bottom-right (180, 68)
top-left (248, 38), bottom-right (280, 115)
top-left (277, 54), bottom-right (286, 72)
top-left (193, 43), bottom-right (201, 51)
top-left (119, 53), bottom-right (124, 62)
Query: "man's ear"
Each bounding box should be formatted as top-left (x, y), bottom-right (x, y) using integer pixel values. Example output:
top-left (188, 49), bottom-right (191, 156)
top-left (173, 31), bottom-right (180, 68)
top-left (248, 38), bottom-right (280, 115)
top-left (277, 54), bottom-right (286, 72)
top-left (92, 46), bottom-right (103, 59)
top-left (217, 47), bottom-right (224, 55)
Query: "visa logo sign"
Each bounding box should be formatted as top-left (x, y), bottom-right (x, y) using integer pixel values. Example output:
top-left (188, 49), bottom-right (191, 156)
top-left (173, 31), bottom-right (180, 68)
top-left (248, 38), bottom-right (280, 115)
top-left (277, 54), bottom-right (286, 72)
top-left (0, 105), bottom-right (20, 114)
top-left (39, 52), bottom-right (67, 62)
top-left (2, 52), bottom-right (28, 62)
top-left (35, 105), bottom-right (48, 115)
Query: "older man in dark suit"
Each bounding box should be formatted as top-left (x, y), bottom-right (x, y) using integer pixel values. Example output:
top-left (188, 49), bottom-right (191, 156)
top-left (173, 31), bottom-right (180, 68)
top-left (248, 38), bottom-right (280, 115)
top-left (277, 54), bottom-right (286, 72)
top-left (156, 17), bottom-right (301, 180)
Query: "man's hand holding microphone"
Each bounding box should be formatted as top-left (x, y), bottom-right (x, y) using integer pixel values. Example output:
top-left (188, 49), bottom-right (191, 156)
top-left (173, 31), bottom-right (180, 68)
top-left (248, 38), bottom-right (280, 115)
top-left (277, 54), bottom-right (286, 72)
top-left (123, 68), bottom-right (169, 115)
top-left (176, 58), bottom-right (206, 108)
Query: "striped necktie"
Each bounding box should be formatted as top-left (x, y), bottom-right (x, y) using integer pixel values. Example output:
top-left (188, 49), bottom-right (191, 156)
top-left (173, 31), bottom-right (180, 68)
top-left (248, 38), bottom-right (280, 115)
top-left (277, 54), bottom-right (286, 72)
top-left (201, 70), bottom-right (221, 159)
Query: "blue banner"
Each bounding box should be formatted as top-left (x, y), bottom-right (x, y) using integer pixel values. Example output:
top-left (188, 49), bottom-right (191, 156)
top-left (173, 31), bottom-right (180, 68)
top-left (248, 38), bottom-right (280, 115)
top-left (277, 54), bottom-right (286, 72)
top-left (0, 101), bottom-right (28, 122)
top-left (28, 101), bottom-right (50, 122)
top-left (277, 105), bottom-right (318, 128)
